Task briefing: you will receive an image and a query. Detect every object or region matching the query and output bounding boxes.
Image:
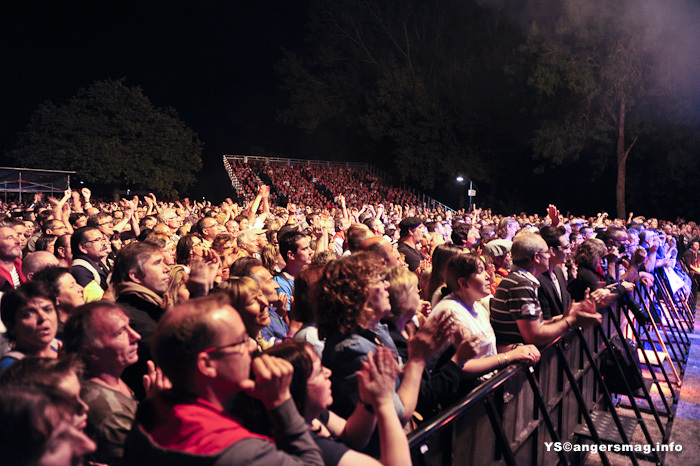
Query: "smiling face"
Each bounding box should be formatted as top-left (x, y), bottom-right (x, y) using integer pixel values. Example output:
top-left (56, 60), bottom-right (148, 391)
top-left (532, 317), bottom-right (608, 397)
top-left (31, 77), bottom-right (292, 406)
top-left (14, 297), bottom-right (58, 354)
top-left (465, 261), bottom-right (491, 301)
top-left (238, 288), bottom-right (271, 337)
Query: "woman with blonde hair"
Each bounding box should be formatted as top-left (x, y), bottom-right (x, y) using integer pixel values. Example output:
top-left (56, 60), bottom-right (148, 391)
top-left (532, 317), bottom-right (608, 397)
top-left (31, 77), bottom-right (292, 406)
top-left (384, 266), bottom-right (477, 417)
top-left (217, 276), bottom-right (272, 350)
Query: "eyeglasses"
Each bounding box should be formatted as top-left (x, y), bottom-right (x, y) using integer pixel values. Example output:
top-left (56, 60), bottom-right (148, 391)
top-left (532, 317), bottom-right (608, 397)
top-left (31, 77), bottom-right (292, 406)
top-left (201, 336), bottom-right (251, 355)
top-left (97, 220), bottom-right (113, 227)
top-left (83, 236), bottom-right (107, 245)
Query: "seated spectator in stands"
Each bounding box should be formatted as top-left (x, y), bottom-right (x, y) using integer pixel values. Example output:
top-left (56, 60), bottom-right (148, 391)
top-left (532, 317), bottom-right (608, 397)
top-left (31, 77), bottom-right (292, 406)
top-left (0, 225), bottom-right (26, 292)
top-left (22, 250), bottom-right (60, 281)
top-left (112, 242), bottom-right (169, 400)
top-left (0, 281), bottom-right (60, 371)
top-left (54, 233), bottom-right (73, 268)
top-left (490, 233), bottom-right (601, 350)
top-left (0, 384), bottom-right (96, 465)
top-left (385, 266), bottom-right (478, 416)
top-left (124, 296), bottom-right (323, 465)
top-left (33, 267), bottom-right (84, 339)
top-left (317, 252), bottom-right (445, 426)
top-left (426, 243), bottom-right (463, 306)
top-left (482, 239), bottom-right (512, 296)
top-left (249, 342), bottom-right (412, 465)
top-left (71, 226), bottom-right (111, 302)
top-left (431, 254), bottom-right (539, 383)
top-left (63, 301), bottom-right (144, 465)
top-left (397, 217), bottom-right (425, 272)
top-left (291, 265), bottom-right (326, 357)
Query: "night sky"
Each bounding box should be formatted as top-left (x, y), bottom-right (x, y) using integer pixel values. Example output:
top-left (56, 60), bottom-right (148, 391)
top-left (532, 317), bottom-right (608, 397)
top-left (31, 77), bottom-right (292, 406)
top-left (1, 0), bottom-right (323, 200)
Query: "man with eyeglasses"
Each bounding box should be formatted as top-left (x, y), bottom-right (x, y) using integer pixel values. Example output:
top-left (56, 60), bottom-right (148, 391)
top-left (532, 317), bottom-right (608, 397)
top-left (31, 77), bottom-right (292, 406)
top-left (538, 226), bottom-right (573, 320)
top-left (71, 227), bottom-right (112, 302)
top-left (124, 296), bottom-right (323, 466)
top-left (491, 232), bottom-right (602, 352)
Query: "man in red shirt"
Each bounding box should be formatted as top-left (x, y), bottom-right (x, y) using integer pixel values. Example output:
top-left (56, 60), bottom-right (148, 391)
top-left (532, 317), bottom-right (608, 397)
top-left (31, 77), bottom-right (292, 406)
top-left (125, 295), bottom-right (323, 465)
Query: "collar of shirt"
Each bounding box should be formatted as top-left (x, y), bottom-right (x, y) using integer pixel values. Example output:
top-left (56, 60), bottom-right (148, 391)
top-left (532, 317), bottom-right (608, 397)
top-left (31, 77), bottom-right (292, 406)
top-left (512, 267), bottom-right (541, 288)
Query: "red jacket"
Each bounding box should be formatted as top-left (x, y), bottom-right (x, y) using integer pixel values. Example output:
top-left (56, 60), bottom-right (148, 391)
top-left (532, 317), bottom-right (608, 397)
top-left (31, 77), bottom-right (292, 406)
top-left (0, 258), bottom-right (26, 292)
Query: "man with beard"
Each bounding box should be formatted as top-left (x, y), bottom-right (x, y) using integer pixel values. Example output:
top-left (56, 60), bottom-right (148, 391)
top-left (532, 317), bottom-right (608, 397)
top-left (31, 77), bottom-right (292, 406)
top-left (0, 226), bottom-right (26, 293)
top-left (71, 226), bottom-right (111, 302)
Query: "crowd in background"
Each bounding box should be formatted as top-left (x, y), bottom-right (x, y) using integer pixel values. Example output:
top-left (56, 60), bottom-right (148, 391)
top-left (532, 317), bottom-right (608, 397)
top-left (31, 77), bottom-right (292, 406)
top-left (0, 164), bottom-right (695, 465)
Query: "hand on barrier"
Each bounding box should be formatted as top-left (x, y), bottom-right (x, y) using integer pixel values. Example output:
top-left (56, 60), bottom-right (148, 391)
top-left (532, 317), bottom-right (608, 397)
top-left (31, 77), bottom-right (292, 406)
top-left (507, 344), bottom-right (540, 365)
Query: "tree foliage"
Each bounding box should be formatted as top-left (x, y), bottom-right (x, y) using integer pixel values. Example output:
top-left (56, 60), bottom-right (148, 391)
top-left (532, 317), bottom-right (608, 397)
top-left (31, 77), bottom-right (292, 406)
top-left (276, 0), bottom-right (521, 191)
top-left (9, 79), bottom-right (202, 198)
top-left (514, 0), bottom-right (676, 217)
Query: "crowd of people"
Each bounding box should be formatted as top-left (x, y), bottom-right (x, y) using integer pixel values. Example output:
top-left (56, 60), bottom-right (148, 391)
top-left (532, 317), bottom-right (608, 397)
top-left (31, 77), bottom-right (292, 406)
top-left (0, 170), bottom-right (695, 465)
top-left (230, 159), bottom-right (421, 210)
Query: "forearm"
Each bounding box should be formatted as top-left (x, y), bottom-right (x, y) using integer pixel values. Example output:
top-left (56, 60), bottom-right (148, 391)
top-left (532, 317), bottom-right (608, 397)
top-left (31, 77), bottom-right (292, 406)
top-left (375, 401), bottom-right (411, 466)
top-left (461, 354), bottom-right (506, 377)
top-left (340, 403), bottom-right (376, 450)
top-left (396, 359), bottom-right (425, 424)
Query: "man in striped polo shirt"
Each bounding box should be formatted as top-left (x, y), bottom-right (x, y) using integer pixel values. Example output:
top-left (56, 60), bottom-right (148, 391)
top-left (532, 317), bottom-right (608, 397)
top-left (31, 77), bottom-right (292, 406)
top-left (490, 232), bottom-right (601, 353)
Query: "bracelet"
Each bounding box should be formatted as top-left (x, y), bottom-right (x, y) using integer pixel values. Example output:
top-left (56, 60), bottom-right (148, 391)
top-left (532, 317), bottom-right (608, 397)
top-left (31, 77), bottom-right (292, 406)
top-left (565, 318), bottom-right (572, 330)
top-left (359, 400), bottom-right (375, 414)
top-left (497, 354), bottom-right (503, 366)
top-left (504, 353), bottom-right (510, 365)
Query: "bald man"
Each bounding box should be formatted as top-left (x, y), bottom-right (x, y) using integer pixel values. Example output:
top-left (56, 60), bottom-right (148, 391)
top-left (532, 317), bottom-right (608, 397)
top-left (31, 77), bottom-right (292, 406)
top-left (21, 251), bottom-right (60, 281)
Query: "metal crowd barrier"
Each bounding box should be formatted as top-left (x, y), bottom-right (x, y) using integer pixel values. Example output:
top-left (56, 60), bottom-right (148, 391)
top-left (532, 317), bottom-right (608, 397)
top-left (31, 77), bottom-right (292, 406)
top-left (408, 276), bottom-right (694, 466)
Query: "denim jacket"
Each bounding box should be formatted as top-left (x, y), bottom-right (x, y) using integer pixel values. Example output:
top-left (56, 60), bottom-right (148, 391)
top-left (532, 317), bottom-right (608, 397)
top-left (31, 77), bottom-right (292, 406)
top-left (322, 323), bottom-right (405, 420)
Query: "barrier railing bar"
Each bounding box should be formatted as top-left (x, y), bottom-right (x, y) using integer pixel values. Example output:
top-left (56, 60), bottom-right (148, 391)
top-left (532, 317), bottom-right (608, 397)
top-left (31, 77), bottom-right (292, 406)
top-left (523, 366), bottom-right (570, 466)
top-left (553, 342), bottom-right (615, 466)
top-left (484, 395), bottom-right (517, 466)
top-left (575, 326), bottom-right (645, 457)
top-left (637, 285), bottom-right (682, 389)
top-left (595, 308), bottom-right (661, 463)
top-left (648, 280), bottom-right (686, 373)
top-left (655, 271), bottom-right (691, 352)
top-left (626, 306), bottom-right (676, 417)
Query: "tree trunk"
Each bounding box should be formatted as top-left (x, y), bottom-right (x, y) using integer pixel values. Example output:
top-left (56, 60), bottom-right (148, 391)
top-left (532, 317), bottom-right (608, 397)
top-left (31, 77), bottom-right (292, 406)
top-left (616, 99), bottom-right (627, 219)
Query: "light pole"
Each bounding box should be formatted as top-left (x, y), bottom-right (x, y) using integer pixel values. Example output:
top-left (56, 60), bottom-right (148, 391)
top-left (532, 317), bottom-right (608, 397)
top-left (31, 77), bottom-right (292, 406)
top-left (456, 175), bottom-right (477, 212)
